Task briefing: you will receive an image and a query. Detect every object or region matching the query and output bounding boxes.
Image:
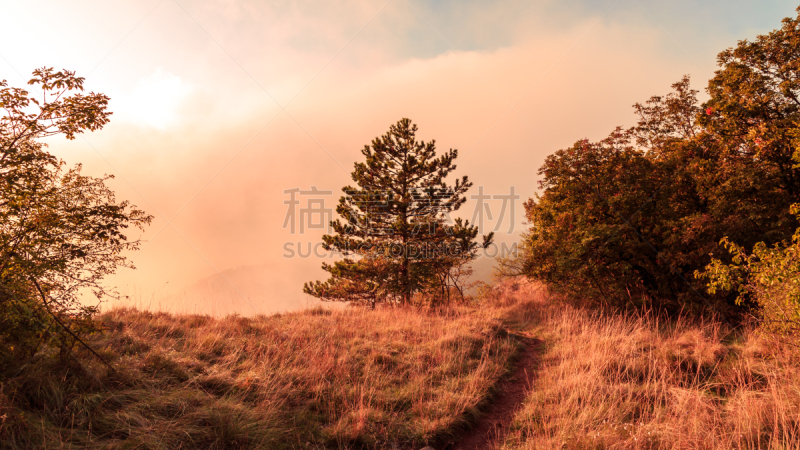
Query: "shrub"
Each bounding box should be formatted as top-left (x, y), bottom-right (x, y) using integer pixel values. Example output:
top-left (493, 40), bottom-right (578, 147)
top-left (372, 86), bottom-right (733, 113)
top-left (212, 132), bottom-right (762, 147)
top-left (699, 204), bottom-right (800, 336)
top-left (508, 8), bottom-right (800, 314)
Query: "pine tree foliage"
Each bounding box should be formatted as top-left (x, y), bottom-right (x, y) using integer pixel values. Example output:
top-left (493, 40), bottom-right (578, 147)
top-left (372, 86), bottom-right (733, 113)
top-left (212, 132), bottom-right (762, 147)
top-left (304, 118), bottom-right (492, 307)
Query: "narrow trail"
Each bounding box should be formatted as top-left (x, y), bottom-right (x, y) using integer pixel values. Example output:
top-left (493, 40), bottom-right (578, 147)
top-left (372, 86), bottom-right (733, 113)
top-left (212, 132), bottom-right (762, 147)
top-left (447, 335), bottom-right (543, 450)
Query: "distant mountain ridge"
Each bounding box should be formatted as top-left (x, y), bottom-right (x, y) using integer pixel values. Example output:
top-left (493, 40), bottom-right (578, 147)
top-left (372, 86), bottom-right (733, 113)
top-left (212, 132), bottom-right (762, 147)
top-left (166, 263), bottom-right (319, 316)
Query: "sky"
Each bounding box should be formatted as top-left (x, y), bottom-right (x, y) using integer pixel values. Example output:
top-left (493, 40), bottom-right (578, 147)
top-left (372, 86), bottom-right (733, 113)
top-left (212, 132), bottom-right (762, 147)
top-left (1, 0), bottom-right (798, 315)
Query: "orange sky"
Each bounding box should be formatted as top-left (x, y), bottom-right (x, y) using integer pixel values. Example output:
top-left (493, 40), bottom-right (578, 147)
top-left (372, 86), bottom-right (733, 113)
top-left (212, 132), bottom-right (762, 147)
top-left (2, 0), bottom-right (797, 315)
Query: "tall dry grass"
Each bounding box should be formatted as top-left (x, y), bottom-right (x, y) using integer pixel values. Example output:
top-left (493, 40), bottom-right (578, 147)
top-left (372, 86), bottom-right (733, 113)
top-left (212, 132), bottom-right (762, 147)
top-left (4, 280), bottom-right (799, 449)
top-left (487, 279), bottom-right (800, 449)
top-left (0, 303), bottom-right (518, 449)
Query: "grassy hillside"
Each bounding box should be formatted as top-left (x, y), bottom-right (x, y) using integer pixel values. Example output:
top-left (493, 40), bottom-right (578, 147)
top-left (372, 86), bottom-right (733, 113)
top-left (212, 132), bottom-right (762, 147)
top-left (489, 281), bottom-right (800, 449)
top-left (0, 302), bottom-right (528, 449)
top-left (3, 282), bottom-right (799, 449)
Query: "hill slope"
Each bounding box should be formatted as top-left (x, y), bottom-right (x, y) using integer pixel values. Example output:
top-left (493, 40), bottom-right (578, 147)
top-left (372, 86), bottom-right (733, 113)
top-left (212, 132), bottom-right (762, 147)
top-left (0, 300), bottom-right (531, 449)
top-left (489, 281), bottom-right (800, 449)
top-left (3, 282), bottom-right (800, 449)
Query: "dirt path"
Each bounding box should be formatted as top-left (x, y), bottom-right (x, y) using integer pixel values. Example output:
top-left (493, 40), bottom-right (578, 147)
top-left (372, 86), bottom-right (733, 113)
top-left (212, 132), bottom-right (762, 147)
top-left (448, 335), bottom-right (542, 450)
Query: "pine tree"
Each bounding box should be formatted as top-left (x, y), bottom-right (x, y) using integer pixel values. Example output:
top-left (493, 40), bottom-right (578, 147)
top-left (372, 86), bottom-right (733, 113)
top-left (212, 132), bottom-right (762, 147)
top-left (304, 118), bottom-right (492, 307)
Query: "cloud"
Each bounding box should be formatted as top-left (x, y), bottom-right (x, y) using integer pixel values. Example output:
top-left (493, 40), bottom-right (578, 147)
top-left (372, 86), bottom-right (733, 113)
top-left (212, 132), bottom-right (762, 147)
top-left (89, 15), bottom-right (707, 316)
top-left (113, 68), bottom-right (194, 129)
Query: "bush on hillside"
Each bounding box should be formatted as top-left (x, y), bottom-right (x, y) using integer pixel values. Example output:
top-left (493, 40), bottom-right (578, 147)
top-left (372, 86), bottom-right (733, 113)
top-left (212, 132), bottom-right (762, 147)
top-left (506, 9), bottom-right (800, 315)
top-left (700, 203), bottom-right (800, 336)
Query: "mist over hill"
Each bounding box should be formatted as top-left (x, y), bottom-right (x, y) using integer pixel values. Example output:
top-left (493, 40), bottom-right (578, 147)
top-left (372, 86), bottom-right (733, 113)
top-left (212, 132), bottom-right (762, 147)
top-left (111, 263), bottom-right (323, 316)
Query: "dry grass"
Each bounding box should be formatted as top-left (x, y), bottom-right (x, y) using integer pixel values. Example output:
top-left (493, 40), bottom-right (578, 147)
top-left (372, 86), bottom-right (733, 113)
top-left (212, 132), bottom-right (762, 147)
top-left (0, 304), bottom-right (518, 449)
top-left (488, 280), bottom-right (800, 450)
top-left (4, 280), bottom-right (800, 449)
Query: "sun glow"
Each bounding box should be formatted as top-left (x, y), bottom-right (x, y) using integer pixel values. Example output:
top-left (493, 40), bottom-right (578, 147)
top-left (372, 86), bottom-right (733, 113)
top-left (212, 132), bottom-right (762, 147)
top-left (114, 68), bottom-right (193, 129)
